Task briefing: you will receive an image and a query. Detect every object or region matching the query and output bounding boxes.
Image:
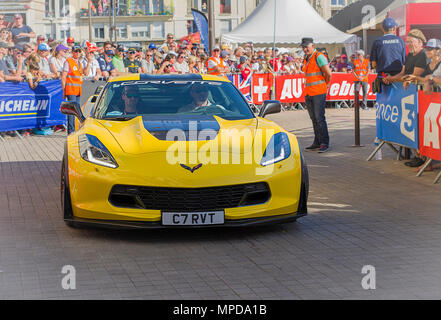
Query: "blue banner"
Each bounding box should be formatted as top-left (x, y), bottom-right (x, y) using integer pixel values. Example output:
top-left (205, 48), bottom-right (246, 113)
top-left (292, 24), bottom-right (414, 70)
top-left (0, 80), bottom-right (66, 132)
top-left (376, 83), bottom-right (419, 149)
top-left (191, 9), bottom-right (209, 53)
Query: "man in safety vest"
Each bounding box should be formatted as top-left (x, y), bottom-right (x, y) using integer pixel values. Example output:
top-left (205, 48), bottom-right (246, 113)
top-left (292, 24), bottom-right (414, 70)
top-left (352, 50), bottom-right (370, 110)
top-left (301, 37), bottom-right (332, 153)
top-left (61, 45), bottom-right (92, 134)
top-left (206, 45), bottom-right (229, 76)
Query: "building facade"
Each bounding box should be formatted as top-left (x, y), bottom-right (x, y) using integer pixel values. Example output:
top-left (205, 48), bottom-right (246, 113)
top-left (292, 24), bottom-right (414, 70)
top-left (0, 0), bottom-right (263, 46)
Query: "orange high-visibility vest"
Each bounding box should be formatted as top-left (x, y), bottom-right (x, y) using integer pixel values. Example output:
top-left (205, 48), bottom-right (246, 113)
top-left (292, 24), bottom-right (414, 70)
top-left (206, 57), bottom-right (226, 75)
top-left (65, 58), bottom-right (83, 96)
top-left (302, 50), bottom-right (328, 96)
top-left (353, 59), bottom-right (369, 82)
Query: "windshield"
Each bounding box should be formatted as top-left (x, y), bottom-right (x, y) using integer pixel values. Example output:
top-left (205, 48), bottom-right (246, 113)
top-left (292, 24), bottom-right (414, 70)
top-left (93, 80), bottom-right (255, 121)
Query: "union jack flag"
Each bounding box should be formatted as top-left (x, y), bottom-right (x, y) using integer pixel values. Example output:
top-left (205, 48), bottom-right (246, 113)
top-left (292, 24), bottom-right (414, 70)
top-left (228, 73), bottom-right (253, 104)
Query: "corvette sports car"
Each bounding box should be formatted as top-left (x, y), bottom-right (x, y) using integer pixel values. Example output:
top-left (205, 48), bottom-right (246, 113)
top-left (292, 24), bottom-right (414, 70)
top-left (61, 74), bottom-right (308, 228)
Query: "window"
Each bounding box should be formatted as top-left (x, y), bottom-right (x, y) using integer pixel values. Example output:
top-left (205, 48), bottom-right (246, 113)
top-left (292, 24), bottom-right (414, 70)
top-left (131, 22), bottom-right (150, 38)
top-left (151, 21), bottom-right (164, 39)
top-left (116, 24), bottom-right (128, 39)
top-left (331, 0), bottom-right (345, 5)
top-left (189, 0), bottom-right (208, 13)
top-left (59, 0), bottom-right (70, 17)
top-left (132, 0), bottom-right (164, 15)
top-left (60, 27), bottom-right (71, 39)
top-left (45, 0), bottom-right (55, 18)
top-left (220, 0), bottom-right (231, 14)
top-left (94, 24), bottom-right (105, 39)
top-left (220, 20), bottom-right (232, 34)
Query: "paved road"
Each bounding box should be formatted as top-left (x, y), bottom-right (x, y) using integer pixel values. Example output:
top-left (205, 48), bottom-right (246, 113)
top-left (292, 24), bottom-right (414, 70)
top-left (1, 109), bottom-right (441, 299)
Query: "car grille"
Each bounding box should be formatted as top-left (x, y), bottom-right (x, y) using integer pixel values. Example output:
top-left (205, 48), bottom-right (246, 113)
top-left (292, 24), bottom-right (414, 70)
top-left (109, 183), bottom-right (270, 211)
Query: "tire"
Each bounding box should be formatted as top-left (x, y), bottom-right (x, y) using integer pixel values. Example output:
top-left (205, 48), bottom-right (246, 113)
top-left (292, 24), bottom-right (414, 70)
top-left (61, 153), bottom-right (76, 228)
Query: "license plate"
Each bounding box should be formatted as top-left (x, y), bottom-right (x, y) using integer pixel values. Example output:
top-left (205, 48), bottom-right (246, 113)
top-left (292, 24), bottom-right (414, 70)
top-left (162, 211), bottom-right (225, 226)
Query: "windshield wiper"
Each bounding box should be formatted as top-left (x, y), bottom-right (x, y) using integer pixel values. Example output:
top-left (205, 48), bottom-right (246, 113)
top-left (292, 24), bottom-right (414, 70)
top-left (101, 116), bottom-right (137, 121)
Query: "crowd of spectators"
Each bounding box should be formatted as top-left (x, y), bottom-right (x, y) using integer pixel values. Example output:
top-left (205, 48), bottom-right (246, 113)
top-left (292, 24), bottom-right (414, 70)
top-left (368, 17), bottom-right (441, 171)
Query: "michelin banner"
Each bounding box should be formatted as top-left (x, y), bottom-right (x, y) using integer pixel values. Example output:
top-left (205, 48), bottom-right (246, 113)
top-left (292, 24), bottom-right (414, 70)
top-left (376, 83), bottom-right (419, 149)
top-left (0, 80), bottom-right (65, 132)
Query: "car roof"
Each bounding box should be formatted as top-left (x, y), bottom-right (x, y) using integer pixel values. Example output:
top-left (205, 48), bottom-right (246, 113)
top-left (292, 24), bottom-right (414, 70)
top-left (108, 74), bottom-right (231, 83)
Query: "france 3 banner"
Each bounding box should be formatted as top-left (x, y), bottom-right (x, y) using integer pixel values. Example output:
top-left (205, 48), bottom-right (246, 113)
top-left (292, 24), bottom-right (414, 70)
top-left (375, 83), bottom-right (419, 149)
top-left (418, 91), bottom-right (441, 161)
top-left (0, 80), bottom-right (66, 131)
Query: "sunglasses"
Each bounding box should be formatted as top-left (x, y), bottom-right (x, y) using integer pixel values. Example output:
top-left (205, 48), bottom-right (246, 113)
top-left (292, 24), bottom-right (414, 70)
top-left (125, 93), bottom-right (137, 98)
top-left (73, 49), bottom-right (81, 53)
top-left (128, 51), bottom-right (135, 54)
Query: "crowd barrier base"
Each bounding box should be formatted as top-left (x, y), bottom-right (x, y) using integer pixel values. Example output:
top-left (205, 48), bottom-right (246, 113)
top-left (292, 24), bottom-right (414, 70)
top-left (367, 139), bottom-right (441, 185)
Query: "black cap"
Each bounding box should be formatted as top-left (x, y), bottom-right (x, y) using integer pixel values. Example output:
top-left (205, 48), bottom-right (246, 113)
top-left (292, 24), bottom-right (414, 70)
top-left (301, 38), bottom-right (314, 47)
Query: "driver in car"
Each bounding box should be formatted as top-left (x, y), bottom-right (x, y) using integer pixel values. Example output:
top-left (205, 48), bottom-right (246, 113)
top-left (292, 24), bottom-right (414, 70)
top-left (121, 85), bottom-right (142, 115)
top-left (179, 83), bottom-right (225, 113)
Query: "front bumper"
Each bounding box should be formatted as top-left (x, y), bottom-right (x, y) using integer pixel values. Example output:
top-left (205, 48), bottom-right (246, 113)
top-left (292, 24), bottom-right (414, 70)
top-left (65, 212), bottom-right (307, 230)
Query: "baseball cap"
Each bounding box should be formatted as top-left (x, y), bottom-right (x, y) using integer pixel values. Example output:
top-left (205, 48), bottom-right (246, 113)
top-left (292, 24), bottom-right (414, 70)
top-left (425, 38), bottom-right (441, 49)
top-left (67, 37), bottom-right (75, 43)
top-left (239, 56), bottom-right (248, 64)
top-left (356, 49), bottom-right (365, 56)
top-left (72, 45), bottom-right (82, 51)
top-left (128, 48), bottom-right (136, 53)
top-left (341, 54), bottom-right (347, 58)
top-left (38, 43), bottom-right (50, 51)
top-left (382, 18), bottom-right (397, 30)
top-left (213, 45), bottom-right (220, 51)
top-left (301, 38), bottom-right (314, 47)
top-left (149, 43), bottom-right (157, 50)
top-left (56, 44), bottom-right (69, 52)
top-left (220, 50), bottom-right (229, 58)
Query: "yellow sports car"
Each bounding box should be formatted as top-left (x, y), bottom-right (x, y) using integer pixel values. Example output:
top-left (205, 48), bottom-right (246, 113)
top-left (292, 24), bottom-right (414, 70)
top-left (61, 74), bottom-right (308, 228)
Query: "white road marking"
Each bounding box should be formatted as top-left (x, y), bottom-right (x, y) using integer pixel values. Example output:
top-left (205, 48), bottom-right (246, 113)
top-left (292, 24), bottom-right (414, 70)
top-left (308, 202), bottom-right (351, 208)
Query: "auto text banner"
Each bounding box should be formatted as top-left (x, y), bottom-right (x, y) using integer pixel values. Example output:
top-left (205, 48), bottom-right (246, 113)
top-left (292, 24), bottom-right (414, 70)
top-left (418, 91), bottom-right (441, 161)
top-left (376, 83), bottom-right (419, 149)
top-left (0, 80), bottom-right (65, 131)
top-left (274, 73), bottom-right (377, 103)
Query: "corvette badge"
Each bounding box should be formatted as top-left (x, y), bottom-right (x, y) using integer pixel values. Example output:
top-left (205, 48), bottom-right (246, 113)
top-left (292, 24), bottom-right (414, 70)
top-left (180, 164), bottom-right (203, 173)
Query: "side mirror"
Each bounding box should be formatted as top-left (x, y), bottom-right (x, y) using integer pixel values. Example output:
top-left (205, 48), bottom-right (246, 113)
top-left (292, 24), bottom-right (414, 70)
top-left (60, 101), bottom-right (86, 123)
top-left (259, 100), bottom-right (282, 118)
top-left (94, 85), bottom-right (104, 96)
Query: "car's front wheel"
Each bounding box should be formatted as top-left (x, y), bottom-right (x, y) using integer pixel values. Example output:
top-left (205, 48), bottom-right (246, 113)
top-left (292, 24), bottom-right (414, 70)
top-left (61, 153), bottom-right (76, 228)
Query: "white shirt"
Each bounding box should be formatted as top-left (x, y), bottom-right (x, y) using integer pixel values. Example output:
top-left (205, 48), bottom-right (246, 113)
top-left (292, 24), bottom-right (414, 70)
top-left (80, 58), bottom-right (100, 79)
top-left (174, 61), bottom-right (189, 74)
top-left (49, 56), bottom-right (66, 73)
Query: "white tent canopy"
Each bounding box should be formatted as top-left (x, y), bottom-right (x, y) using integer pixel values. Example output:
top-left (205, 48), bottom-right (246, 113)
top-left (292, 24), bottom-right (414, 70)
top-left (221, 0), bottom-right (356, 46)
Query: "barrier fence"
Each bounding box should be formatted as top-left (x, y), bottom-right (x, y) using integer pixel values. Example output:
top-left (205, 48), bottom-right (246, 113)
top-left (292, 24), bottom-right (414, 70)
top-left (0, 79), bottom-right (65, 132)
top-left (367, 83), bottom-right (441, 184)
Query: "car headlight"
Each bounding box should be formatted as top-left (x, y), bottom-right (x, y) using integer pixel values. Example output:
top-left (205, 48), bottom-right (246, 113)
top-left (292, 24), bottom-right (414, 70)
top-left (261, 132), bottom-right (291, 166)
top-left (78, 134), bottom-right (118, 169)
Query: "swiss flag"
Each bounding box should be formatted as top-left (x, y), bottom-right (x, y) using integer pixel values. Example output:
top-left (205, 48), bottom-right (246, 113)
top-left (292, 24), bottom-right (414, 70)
top-left (252, 73), bottom-right (273, 104)
top-left (86, 41), bottom-right (99, 53)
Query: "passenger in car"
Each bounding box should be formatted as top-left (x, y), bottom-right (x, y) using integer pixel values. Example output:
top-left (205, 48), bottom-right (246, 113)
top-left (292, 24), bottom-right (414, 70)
top-left (179, 83), bottom-right (225, 113)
